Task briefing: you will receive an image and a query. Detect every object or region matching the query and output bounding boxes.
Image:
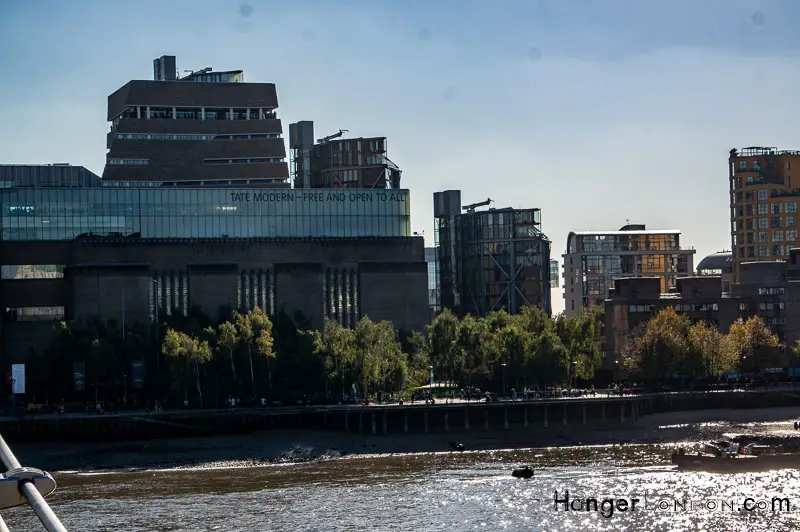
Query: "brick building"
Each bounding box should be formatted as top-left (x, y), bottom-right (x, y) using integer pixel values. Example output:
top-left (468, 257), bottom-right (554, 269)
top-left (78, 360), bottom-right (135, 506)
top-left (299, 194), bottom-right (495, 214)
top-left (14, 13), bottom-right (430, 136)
top-left (602, 249), bottom-right (800, 382)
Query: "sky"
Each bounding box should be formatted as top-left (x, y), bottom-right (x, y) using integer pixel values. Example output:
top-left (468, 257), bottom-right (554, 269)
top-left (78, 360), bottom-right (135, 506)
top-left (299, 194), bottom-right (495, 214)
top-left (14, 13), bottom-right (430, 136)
top-left (2, 0), bottom-right (800, 315)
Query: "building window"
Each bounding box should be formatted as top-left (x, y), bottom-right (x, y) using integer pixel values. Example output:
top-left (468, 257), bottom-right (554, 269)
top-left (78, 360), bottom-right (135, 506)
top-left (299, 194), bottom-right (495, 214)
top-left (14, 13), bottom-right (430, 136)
top-left (1, 265), bottom-right (64, 279)
top-left (691, 303), bottom-right (719, 312)
top-left (771, 317), bottom-right (787, 325)
top-left (758, 287), bottom-right (785, 296)
top-left (628, 304), bottom-right (654, 313)
top-left (5, 306), bottom-right (65, 322)
top-left (771, 216), bottom-right (783, 228)
top-left (772, 245), bottom-right (785, 256)
top-left (204, 157), bottom-right (283, 165)
top-left (772, 231), bottom-right (784, 242)
top-left (759, 302), bottom-right (786, 310)
top-left (739, 303), bottom-right (749, 311)
top-left (757, 203), bottom-right (768, 215)
top-left (758, 218), bottom-right (769, 229)
top-left (757, 189), bottom-right (768, 201)
top-left (772, 202), bottom-right (784, 214)
top-left (787, 202), bottom-right (797, 214)
top-left (787, 216), bottom-right (797, 228)
top-left (759, 246), bottom-right (770, 257)
top-left (758, 231), bottom-right (768, 242)
top-left (107, 158), bottom-right (149, 166)
top-left (788, 230), bottom-right (798, 241)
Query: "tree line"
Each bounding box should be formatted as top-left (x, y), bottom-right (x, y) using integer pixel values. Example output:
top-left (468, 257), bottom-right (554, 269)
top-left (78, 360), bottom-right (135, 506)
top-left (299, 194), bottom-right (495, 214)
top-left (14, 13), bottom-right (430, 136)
top-left (622, 306), bottom-right (786, 381)
top-left (19, 305), bottom-right (604, 407)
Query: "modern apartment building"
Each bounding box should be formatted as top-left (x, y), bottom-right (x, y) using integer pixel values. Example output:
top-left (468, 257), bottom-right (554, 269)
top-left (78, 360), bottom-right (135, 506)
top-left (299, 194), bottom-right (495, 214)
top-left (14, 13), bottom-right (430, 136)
top-left (563, 224), bottom-right (695, 316)
top-left (434, 190), bottom-right (551, 317)
top-left (103, 55), bottom-right (289, 187)
top-left (729, 146), bottom-right (800, 281)
top-left (289, 121), bottom-right (401, 189)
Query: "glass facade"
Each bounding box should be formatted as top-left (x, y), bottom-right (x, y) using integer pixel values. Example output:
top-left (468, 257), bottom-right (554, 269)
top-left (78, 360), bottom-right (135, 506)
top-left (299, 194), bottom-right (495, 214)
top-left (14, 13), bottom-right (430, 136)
top-left (0, 187), bottom-right (411, 241)
top-left (436, 208), bottom-right (551, 317)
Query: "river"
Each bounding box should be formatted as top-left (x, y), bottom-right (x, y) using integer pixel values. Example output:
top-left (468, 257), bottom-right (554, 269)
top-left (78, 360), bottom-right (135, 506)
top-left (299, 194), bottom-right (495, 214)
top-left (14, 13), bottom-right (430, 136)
top-left (4, 442), bottom-right (799, 531)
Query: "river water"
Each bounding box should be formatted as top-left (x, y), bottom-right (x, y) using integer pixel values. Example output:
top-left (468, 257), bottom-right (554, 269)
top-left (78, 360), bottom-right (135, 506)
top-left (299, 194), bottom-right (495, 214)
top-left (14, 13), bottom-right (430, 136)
top-left (4, 442), bottom-right (800, 531)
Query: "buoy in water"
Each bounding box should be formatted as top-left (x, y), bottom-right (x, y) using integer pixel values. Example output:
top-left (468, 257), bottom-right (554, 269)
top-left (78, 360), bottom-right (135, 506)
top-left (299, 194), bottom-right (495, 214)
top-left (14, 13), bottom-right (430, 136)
top-left (512, 466), bottom-right (534, 479)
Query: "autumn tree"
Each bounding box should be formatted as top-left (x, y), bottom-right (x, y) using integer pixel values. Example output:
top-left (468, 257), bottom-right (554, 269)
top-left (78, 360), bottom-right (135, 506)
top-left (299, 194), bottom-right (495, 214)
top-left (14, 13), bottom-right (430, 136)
top-left (724, 316), bottom-right (781, 374)
top-left (622, 307), bottom-right (691, 381)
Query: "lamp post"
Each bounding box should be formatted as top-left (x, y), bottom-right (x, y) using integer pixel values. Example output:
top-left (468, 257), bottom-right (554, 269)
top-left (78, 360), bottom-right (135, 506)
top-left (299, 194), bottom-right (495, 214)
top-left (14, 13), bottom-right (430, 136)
top-left (428, 365), bottom-right (434, 389)
top-left (153, 279), bottom-right (160, 398)
top-left (570, 360), bottom-right (578, 390)
top-left (501, 362), bottom-right (507, 397)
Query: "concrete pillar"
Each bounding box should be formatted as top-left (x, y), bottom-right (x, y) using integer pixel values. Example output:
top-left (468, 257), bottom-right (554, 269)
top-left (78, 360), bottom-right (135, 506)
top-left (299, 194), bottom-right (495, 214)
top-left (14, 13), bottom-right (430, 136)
top-left (544, 405), bottom-right (549, 428)
top-left (620, 402), bottom-right (625, 424)
top-left (601, 403), bottom-right (606, 424)
top-left (484, 409), bottom-right (489, 430)
top-left (444, 411), bottom-right (449, 432)
top-left (524, 408), bottom-right (529, 428)
top-left (504, 408), bottom-right (509, 430)
top-left (371, 412), bottom-right (376, 435)
top-left (562, 404), bottom-right (567, 426)
top-left (403, 410), bottom-right (408, 434)
top-left (424, 410), bottom-right (429, 433)
top-left (465, 408), bottom-right (470, 430)
top-left (582, 404), bottom-right (587, 426)
top-left (382, 410), bottom-right (388, 434)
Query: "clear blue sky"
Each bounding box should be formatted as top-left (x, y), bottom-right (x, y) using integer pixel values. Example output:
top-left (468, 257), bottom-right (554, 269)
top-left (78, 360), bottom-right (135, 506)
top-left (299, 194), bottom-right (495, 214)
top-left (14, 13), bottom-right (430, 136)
top-left (2, 0), bottom-right (799, 314)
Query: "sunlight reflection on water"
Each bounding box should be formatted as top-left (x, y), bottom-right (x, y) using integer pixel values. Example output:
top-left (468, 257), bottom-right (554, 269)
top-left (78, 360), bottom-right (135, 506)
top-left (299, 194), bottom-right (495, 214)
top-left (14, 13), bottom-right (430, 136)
top-left (4, 444), bottom-right (800, 531)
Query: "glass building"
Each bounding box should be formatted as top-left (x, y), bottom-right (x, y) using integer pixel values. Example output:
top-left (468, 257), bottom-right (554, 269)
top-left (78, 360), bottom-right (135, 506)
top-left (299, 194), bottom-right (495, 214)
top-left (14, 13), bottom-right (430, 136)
top-left (434, 190), bottom-right (551, 317)
top-left (563, 224), bottom-right (696, 316)
top-left (0, 165), bottom-right (411, 241)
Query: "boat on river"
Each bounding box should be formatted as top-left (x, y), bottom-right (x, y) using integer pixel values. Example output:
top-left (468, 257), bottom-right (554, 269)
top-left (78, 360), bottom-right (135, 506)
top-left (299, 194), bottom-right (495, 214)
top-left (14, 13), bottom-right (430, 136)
top-left (672, 441), bottom-right (800, 473)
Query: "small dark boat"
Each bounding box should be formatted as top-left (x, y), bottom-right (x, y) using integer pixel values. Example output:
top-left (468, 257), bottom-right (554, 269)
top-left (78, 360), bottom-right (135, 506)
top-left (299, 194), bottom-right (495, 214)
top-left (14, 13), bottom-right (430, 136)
top-left (512, 466), bottom-right (534, 479)
top-left (672, 444), bottom-right (800, 473)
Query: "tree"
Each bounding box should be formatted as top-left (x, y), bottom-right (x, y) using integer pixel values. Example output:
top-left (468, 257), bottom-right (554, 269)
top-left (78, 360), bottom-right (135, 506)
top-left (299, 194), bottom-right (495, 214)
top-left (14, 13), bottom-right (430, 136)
top-left (217, 321), bottom-right (238, 388)
top-left (426, 309), bottom-right (460, 386)
top-left (725, 316), bottom-right (781, 375)
top-left (687, 321), bottom-right (734, 378)
top-left (622, 307), bottom-right (691, 381)
top-left (312, 317), bottom-right (356, 399)
top-left (248, 307), bottom-right (275, 396)
top-left (162, 329), bottom-right (212, 407)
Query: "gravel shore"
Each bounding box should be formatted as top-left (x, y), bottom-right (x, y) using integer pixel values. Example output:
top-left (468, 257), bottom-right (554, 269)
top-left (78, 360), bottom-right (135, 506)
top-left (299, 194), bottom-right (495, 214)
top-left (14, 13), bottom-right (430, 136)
top-left (13, 406), bottom-right (800, 472)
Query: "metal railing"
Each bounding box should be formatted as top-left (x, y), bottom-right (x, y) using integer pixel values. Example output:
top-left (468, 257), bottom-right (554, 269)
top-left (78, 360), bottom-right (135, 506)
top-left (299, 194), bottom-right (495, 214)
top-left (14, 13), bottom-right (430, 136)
top-left (0, 434), bottom-right (66, 531)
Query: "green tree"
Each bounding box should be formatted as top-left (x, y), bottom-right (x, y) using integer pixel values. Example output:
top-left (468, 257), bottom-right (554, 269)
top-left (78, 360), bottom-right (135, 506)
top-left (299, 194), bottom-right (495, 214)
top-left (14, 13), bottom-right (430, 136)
top-left (312, 317), bottom-right (356, 399)
top-left (426, 309), bottom-right (460, 386)
top-left (248, 307), bottom-right (275, 395)
top-left (217, 321), bottom-right (239, 388)
top-left (162, 328), bottom-right (212, 407)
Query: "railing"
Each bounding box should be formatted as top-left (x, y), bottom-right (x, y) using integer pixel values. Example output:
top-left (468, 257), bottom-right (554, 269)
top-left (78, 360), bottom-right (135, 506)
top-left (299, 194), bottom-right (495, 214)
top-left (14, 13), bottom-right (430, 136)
top-left (0, 434), bottom-right (65, 531)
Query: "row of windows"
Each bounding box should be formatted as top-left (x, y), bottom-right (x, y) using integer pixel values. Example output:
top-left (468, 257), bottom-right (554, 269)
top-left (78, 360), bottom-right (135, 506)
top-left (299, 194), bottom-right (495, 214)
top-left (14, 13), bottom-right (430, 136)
top-left (0, 188), bottom-right (411, 240)
top-left (116, 133), bottom-right (280, 141)
top-left (1, 264), bottom-right (64, 279)
top-left (118, 106), bottom-right (275, 121)
top-left (4, 306), bottom-right (65, 322)
top-left (323, 268), bottom-right (360, 328)
top-left (758, 287), bottom-right (785, 296)
top-left (629, 302), bottom-right (783, 314)
top-left (107, 159), bottom-right (149, 166)
top-left (204, 158), bottom-right (283, 165)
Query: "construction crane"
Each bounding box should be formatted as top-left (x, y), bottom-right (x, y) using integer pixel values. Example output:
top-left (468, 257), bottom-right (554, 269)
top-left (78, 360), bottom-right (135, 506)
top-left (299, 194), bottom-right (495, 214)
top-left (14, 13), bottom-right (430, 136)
top-left (317, 129), bottom-right (349, 143)
top-left (462, 198), bottom-right (493, 213)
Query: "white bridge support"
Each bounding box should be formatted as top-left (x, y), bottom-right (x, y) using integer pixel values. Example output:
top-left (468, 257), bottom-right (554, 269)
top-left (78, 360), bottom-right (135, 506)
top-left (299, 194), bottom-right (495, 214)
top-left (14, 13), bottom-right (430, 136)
top-left (0, 434), bottom-right (66, 531)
